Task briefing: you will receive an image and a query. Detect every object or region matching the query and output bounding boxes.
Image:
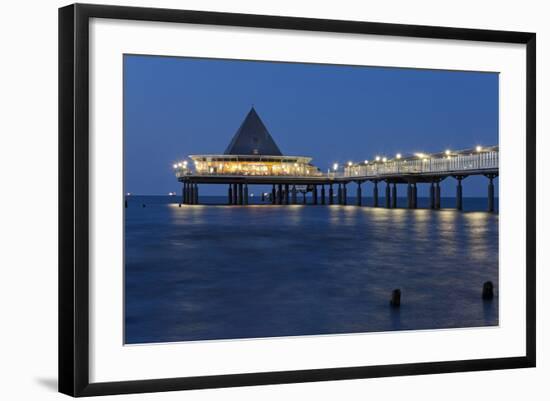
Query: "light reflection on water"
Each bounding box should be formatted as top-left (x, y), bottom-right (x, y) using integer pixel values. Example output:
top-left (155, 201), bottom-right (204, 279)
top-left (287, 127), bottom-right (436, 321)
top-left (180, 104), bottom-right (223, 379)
top-left (125, 196), bottom-right (498, 344)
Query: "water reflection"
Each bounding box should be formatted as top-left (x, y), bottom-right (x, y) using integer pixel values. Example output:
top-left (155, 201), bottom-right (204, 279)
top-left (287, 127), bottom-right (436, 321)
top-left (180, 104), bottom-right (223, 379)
top-left (435, 211), bottom-right (460, 258)
top-left (126, 197), bottom-right (499, 344)
top-left (462, 212), bottom-right (497, 262)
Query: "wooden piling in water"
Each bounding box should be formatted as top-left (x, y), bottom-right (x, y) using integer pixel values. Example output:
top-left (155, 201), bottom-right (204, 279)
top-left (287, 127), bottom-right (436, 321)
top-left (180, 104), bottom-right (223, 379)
top-left (482, 281), bottom-right (494, 300)
top-left (390, 289), bottom-right (401, 307)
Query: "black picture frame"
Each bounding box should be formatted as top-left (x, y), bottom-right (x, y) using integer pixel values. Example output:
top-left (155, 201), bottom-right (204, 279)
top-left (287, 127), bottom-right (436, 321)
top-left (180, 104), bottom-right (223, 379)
top-left (59, 3), bottom-right (536, 397)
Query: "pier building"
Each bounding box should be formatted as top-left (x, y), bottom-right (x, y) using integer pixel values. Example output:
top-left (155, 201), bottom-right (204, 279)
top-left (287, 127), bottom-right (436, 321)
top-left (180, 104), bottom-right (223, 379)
top-left (186, 108), bottom-right (322, 177)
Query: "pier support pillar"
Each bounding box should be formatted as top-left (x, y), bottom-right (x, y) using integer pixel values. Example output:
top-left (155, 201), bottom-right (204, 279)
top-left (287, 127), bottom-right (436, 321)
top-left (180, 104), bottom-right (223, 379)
top-left (392, 183), bottom-right (397, 208)
top-left (271, 185), bottom-right (276, 205)
top-left (385, 181), bottom-right (390, 208)
top-left (194, 184), bottom-right (199, 204)
top-left (187, 184), bottom-right (195, 205)
top-left (373, 181), bottom-right (379, 207)
top-left (435, 181), bottom-right (441, 209)
top-left (313, 185), bottom-right (318, 205)
top-left (233, 184), bottom-right (238, 205)
top-left (412, 183), bottom-right (417, 209)
top-left (278, 184), bottom-right (283, 205)
top-left (284, 184), bottom-right (290, 205)
top-left (486, 175), bottom-right (496, 212)
top-left (337, 184), bottom-right (342, 204)
top-left (227, 185), bottom-right (232, 205)
top-left (356, 183), bottom-right (362, 206)
top-left (455, 177), bottom-right (463, 210)
top-left (429, 181), bottom-right (435, 209)
top-left (292, 185), bottom-right (297, 204)
top-left (329, 184), bottom-right (334, 205)
top-left (182, 183), bottom-right (187, 204)
top-left (302, 191), bottom-right (307, 204)
top-left (321, 185), bottom-right (326, 205)
top-left (343, 184), bottom-right (347, 205)
top-left (244, 184), bottom-right (249, 205)
top-left (407, 182), bottom-right (412, 209)
top-left (238, 184), bottom-right (243, 205)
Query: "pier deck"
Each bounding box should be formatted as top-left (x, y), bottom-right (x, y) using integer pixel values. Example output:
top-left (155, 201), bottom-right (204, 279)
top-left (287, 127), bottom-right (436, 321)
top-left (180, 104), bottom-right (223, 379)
top-left (175, 146), bottom-right (499, 211)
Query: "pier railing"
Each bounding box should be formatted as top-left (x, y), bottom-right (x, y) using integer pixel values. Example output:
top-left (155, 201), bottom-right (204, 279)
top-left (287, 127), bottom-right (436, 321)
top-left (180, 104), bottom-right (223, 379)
top-left (343, 151), bottom-right (498, 178)
top-left (175, 170), bottom-right (324, 179)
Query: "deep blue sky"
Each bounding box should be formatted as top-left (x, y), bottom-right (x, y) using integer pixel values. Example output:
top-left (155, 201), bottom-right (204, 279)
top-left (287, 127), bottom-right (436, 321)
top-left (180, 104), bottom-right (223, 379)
top-left (124, 55), bottom-right (498, 196)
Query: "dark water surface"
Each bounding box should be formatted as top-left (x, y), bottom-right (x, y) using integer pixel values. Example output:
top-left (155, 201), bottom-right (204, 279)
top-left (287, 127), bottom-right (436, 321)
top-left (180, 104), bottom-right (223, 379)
top-left (125, 196), bottom-right (498, 344)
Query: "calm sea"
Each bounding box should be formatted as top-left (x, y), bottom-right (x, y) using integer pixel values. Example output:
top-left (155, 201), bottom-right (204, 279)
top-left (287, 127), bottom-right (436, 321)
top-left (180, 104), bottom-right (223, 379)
top-left (125, 196), bottom-right (498, 344)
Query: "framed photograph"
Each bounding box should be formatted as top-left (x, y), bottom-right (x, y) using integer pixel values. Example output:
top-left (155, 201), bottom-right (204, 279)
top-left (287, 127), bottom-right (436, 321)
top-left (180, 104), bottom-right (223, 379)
top-left (59, 3), bottom-right (536, 397)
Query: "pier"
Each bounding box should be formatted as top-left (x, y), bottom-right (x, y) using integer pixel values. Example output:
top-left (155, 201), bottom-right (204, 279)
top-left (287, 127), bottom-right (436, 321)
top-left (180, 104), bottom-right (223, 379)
top-left (174, 108), bottom-right (498, 211)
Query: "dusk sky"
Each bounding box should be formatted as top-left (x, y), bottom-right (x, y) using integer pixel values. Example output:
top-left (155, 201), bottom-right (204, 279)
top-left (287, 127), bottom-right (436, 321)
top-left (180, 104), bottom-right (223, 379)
top-left (124, 55), bottom-right (498, 196)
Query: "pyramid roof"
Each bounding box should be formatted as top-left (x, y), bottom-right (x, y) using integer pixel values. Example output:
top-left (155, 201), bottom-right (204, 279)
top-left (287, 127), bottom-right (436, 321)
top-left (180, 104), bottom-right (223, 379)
top-left (224, 107), bottom-right (283, 156)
